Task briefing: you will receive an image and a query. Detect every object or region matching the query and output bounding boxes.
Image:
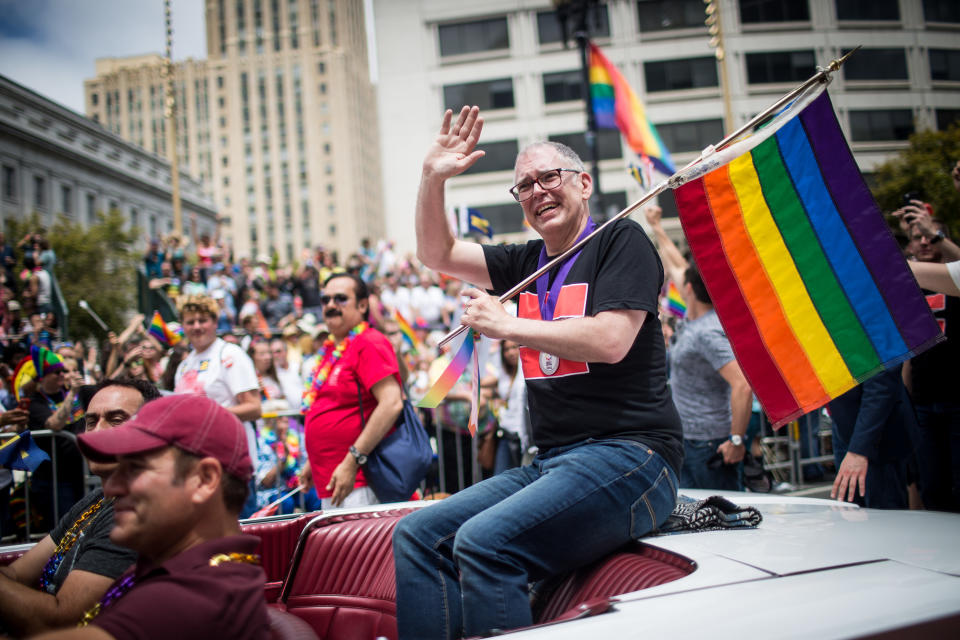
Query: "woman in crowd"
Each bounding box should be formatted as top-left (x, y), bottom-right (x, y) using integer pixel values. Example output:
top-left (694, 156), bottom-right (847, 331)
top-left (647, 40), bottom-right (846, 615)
top-left (249, 338), bottom-right (303, 514)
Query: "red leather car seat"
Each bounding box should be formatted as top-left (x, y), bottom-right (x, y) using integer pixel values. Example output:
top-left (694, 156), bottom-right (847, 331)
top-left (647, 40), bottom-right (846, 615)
top-left (275, 508), bottom-right (416, 640)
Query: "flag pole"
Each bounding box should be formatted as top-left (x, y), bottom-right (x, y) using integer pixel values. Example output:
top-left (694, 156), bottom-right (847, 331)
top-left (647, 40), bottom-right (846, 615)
top-left (437, 47), bottom-right (861, 349)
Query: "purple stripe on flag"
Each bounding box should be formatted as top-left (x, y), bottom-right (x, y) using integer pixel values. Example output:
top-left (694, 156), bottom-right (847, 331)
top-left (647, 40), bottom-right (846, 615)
top-left (800, 92), bottom-right (939, 351)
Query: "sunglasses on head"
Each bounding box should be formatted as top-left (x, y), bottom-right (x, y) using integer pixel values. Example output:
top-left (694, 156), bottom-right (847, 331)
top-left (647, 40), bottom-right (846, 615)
top-left (320, 293), bottom-right (350, 306)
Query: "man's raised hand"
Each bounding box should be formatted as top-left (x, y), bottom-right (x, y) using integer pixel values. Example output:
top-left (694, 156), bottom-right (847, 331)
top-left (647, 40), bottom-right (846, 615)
top-left (423, 106), bottom-right (486, 180)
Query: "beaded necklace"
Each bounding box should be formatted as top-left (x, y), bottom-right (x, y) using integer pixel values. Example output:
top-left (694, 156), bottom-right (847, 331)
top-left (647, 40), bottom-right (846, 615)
top-left (78, 552), bottom-right (260, 626)
top-left (301, 321), bottom-right (369, 412)
top-left (39, 496), bottom-right (109, 592)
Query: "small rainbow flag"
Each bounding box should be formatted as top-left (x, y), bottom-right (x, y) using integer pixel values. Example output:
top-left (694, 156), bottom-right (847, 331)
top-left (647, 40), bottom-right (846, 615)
top-left (394, 310), bottom-right (421, 353)
top-left (148, 311), bottom-right (181, 346)
top-left (417, 331), bottom-right (480, 435)
top-left (673, 87), bottom-right (942, 427)
top-left (663, 282), bottom-right (686, 318)
top-left (590, 43), bottom-right (674, 176)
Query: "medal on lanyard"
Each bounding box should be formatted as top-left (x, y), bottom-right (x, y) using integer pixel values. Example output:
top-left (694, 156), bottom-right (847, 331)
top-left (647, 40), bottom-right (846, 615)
top-left (535, 218), bottom-right (595, 375)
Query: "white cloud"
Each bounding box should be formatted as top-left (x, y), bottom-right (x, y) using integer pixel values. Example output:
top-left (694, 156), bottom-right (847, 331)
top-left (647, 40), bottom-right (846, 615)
top-left (0, 0), bottom-right (206, 113)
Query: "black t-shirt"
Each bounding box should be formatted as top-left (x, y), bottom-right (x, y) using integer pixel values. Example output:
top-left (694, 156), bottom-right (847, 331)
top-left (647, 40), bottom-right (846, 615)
top-left (483, 218), bottom-right (684, 474)
top-left (295, 269), bottom-right (324, 308)
top-left (909, 289), bottom-right (960, 405)
top-left (46, 489), bottom-right (137, 594)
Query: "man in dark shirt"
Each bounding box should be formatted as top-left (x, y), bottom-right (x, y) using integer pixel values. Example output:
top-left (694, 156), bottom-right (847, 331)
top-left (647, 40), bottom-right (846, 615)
top-left (393, 106), bottom-right (682, 639)
top-left (33, 394), bottom-right (269, 639)
top-left (261, 281), bottom-right (294, 330)
top-left (0, 379), bottom-right (157, 636)
top-left (26, 348), bottom-right (86, 529)
top-left (904, 219), bottom-right (960, 512)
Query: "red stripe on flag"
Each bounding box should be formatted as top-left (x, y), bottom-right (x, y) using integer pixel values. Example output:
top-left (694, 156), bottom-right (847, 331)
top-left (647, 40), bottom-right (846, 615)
top-left (675, 178), bottom-right (798, 424)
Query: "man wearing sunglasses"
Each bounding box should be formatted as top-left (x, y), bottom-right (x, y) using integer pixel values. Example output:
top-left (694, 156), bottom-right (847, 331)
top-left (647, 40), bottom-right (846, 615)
top-left (299, 273), bottom-right (403, 509)
top-left (394, 106), bottom-right (683, 640)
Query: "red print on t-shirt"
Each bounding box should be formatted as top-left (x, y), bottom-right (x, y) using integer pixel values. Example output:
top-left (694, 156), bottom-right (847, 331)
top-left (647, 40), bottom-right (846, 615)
top-left (927, 293), bottom-right (947, 333)
top-left (518, 283), bottom-right (590, 380)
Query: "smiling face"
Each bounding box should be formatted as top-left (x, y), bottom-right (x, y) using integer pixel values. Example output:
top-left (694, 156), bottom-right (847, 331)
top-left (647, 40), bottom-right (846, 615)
top-left (514, 145), bottom-right (592, 254)
top-left (322, 276), bottom-right (367, 340)
top-left (104, 447), bottom-right (197, 560)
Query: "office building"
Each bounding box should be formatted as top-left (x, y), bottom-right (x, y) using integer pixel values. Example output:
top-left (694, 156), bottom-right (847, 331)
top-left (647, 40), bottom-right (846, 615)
top-left (85, 0), bottom-right (385, 263)
top-left (372, 0), bottom-right (960, 251)
top-left (0, 73), bottom-right (217, 242)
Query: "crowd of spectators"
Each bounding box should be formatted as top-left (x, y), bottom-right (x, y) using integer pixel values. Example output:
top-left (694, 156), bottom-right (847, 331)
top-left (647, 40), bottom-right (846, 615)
top-left (0, 226), bottom-right (533, 539)
top-left (2, 156), bottom-right (960, 538)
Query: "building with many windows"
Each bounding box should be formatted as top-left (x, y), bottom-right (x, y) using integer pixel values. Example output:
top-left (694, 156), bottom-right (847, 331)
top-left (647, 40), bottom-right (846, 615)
top-left (0, 73), bottom-right (217, 243)
top-left (85, 0), bottom-right (384, 263)
top-left (373, 0), bottom-right (960, 251)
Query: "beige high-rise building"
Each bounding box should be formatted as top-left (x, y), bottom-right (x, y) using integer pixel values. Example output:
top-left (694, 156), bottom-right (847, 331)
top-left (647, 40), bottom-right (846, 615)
top-left (84, 0), bottom-right (385, 263)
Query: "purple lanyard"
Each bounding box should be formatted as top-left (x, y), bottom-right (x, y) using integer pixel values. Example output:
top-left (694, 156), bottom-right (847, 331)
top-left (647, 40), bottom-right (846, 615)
top-left (536, 217), bottom-right (596, 321)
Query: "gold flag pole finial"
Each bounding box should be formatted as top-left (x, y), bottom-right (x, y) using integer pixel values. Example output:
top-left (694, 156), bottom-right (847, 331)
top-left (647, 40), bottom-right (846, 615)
top-left (828, 45), bottom-right (861, 74)
top-left (434, 45), bottom-right (861, 348)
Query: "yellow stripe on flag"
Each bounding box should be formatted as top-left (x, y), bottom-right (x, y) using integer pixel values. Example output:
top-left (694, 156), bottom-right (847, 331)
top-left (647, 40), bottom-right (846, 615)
top-left (728, 154), bottom-right (855, 397)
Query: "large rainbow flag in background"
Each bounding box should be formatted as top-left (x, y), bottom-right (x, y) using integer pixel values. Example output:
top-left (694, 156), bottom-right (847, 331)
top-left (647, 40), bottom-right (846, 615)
top-left (589, 43), bottom-right (674, 176)
top-left (673, 86), bottom-right (942, 427)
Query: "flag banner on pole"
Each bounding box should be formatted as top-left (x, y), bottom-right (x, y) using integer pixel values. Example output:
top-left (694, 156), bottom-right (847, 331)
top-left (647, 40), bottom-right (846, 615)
top-left (417, 330), bottom-right (475, 409)
top-left (589, 42), bottom-right (674, 175)
top-left (467, 208), bottom-right (493, 239)
top-left (0, 431), bottom-right (50, 472)
top-left (467, 332), bottom-right (480, 437)
top-left (672, 86), bottom-right (942, 427)
top-left (662, 281), bottom-right (687, 319)
top-left (148, 311), bottom-right (182, 346)
top-left (394, 310), bottom-right (422, 354)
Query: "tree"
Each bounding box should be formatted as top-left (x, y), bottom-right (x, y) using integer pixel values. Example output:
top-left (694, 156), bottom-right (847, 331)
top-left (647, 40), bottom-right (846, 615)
top-left (8, 210), bottom-right (140, 341)
top-left (873, 123), bottom-right (960, 237)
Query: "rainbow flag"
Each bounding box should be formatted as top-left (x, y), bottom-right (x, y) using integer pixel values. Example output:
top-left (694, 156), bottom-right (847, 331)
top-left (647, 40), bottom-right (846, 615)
top-left (673, 87), bottom-right (942, 427)
top-left (663, 281), bottom-right (686, 318)
top-left (148, 311), bottom-right (181, 346)
top-left (418, 331), bottom-right (481, 435)
top-left (589, 43), bottom-right (674, 176)
top-left (395, 310), bottom-right (421, 353)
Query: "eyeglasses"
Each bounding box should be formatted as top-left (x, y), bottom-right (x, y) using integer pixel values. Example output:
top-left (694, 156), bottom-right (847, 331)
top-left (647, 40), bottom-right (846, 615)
top-left (509, 168), bottom-right (580, 202)
top-left (320, 293), bottom-right (351, 306)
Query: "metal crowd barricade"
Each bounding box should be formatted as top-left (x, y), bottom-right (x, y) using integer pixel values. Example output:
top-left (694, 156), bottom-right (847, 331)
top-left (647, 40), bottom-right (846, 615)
top-left (432, 415), bottom-right (481, 496)
top-left (0, 429), bottom-right (88, 540)
top-left (758, 409), bottom-right (834, 488)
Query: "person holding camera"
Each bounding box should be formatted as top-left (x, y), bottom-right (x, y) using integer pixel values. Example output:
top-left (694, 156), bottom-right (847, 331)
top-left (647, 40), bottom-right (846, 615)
top-left (895, 180), bottom-right (960, 512)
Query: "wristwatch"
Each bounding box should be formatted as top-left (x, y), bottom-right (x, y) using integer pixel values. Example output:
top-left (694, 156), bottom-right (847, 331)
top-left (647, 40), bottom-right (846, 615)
top-left (349, 445), bottom-right (368, 465)
top-left (930, 230), bottom-right (946, 244)
top-left (729, 434), bottom-right (744, 447)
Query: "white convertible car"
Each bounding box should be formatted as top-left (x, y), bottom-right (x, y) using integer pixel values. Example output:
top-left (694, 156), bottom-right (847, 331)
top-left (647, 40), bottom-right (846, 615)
top-left (3, 490), bottom-right (957, 638)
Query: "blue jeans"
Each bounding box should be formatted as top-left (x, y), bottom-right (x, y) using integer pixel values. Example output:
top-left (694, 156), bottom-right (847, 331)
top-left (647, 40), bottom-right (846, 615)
top-left (680, 438), bottom-right (742, 491)
top-left (493, 433), bottom-right (522, 475)
top-left (392, 438), bottom-right (677, 640)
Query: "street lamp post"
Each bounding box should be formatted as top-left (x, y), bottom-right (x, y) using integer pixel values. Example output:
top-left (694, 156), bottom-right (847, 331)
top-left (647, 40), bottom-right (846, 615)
top-left (553, 0), bottom-right (606, 221)
top-left (704, 0), bottom-right (735, 135)
top-left (163, 0), bottom-right (183, 239)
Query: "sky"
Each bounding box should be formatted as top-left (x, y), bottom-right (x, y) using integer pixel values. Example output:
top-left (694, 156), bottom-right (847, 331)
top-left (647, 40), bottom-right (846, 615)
top-left (0, 0), bottom-right (207, 114)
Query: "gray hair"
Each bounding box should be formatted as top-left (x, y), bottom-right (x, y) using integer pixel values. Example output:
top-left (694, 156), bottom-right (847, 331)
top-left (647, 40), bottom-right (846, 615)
top-left (517, 141), bottom-right (586, 172)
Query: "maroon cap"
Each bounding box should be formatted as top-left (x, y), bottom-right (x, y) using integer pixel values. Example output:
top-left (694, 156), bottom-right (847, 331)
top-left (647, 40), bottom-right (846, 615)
top-left (77, 394), bottom-right (253, 482)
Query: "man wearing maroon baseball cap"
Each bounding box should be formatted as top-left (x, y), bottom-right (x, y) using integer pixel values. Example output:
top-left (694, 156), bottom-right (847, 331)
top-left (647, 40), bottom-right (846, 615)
top-left (33, 395), bottom-right (269, 639)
